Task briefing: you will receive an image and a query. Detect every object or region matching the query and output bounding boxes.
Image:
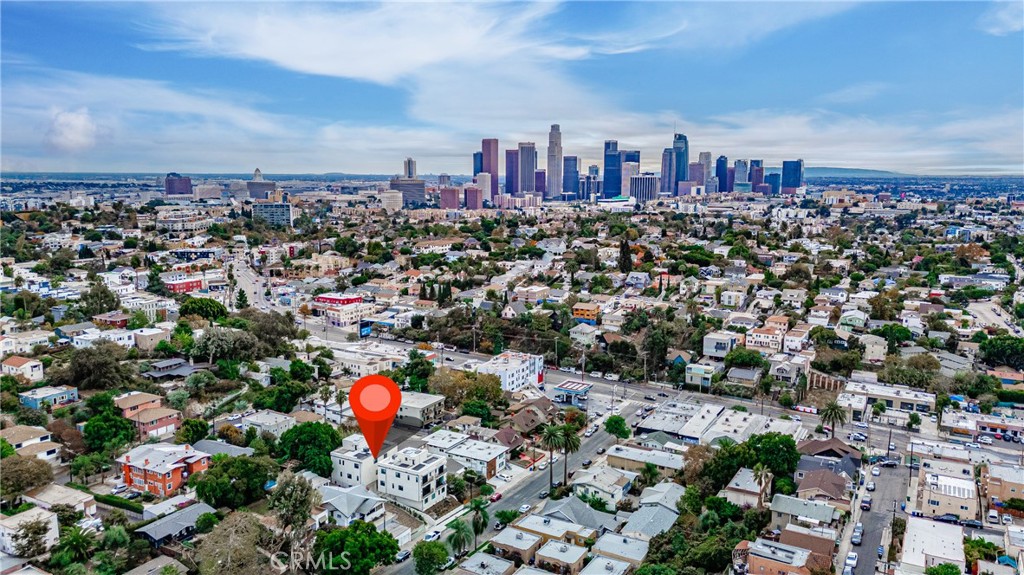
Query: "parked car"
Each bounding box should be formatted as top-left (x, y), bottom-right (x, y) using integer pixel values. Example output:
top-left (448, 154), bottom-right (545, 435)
top-left (880, 460), bottom-right (899, 468)
top-left (934, 514), bottom-right (960, 524)
top-left (851, 532), bottom-right (862, 546)
top-left (596, 447), bottom-right (606, 454)
top-left (861, 496), bottom-right (872, 511)
top-left (494, 522), bottom-right (505, 531)
top-left (1003, 514), bottom-right (1014, 525)
top-left (978, 436), bottom-right (993, 445)
top-left (871, 467), bottom-right (880, 476)
top-left (843, 567), bottom-right (854, 575)
top-left (125, 491), bottom-right (141, 500)
top-left (866, 482), bottom-right (876, 492)
top-left (539, 490), bottom-right (549, 499)
top-left (845, 552), bottom-right (859, 568)
top-left (538, 462), bottom-right (548, 470)
top-left (657, 392), bottom-right (669, 397)
top-left (854, 422), bottom-right (869, 429)
top-left (396, 550), bottom-right (412, 563)
top-left (582, 459), bottom-right (593, 467)
top-left (424, 530), bottom-right (442, 542)
top-left (111, 484), bottom-right (128, 495)
top-left (962, 519), bottom-right (984, 529)
top-left (966, 442), bottom-right (982, 449)
top-left (644, 395), bottom-right (656, 401)
top-left (442, 557), bottom-right (456, 570)
top-left (489, 493), bottom-right (503, 502)
top-left (519, 504), bottom-right (533, 513)
top-left (584, 430), bottom-right (594, 437)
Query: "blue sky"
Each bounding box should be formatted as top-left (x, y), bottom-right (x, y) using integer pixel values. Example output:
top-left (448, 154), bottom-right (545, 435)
top-left (2, 1), bottom-right (1022, 175)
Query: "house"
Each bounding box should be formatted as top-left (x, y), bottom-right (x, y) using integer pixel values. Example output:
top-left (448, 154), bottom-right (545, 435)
top-left (458, 554), bottom-right (516, 575)
top-left (590, 533), bottom-right (649, 566)
top-left (331, 434), bottom-right (386, 488)
top-left (397, 391), bottom-right (445, 427)
top-left (796, 438), bottom-right (860, 461)
top-left (192, 439), bottom-right (254, 458)
top-left (493, 427), bottom-right (526, 452)
top-left (726, 367), bottom-right (762, 388)
top-left (536, 540), bottom-right (588, 575)
top-left (768, 494), bottom-right (840, 530)
top-left (239, 410), bottom-right (296, 437)
top-left (1, 356), bottom-right (44, 383)
top-left (685, 361), bottom-right (723, 390)
top-left (624, 272), bottom-right (651, 289)
top-left (23, 484), bottom-right (97, 517)
top-left (569, 323), bottom-right (599, 347)
top-left (135, 502), bottom-right (216, 547)
top-left (124, 556), bottom-right (188, 575)
top-left (571, 303), bottom-right (600, 325)
top-left (981, 462), bottom-right (1024, 504)
top-left (18, 385), bottom-right (78, 410)
top-left (795, 456), bottom-right (858, 488)
top-left (141, 358), bottom-right (202, 380)
top-left (0, 425), bottom-right (61, 465)
top-left (92, 311), bottom-right (132, 328)
top-left (0, 508), bottom-right (60, 556)
top-left (502, 301), bottom-right (529, 320)
top-left (570, 466), bottom-right (636, 507)
top-left (638, 482), bottom-right (686, 513)
top-left (113, 392), bottom-right (163, 419)
top-left (620, 505), bottom-right (677, 541)
top-left (703, 331), bottom-right (743, 360)
top-left (778, 524), bottom-right (839, 571)
top-left (127, 407), bottom-right (182, 439)
top-left (719, 467), bottom-right (770, 509)
top-left (377, 447), bottom-right (447, 511)
top-left (117, 443), bottom-right (212, 497)
top-left (491, 528), bottom-right (543, 565)
top-left (740, 539), bottom-right (814, 575)
top-left (513, 514), bottom-right (597, 547)
top-left (605, 445), bottom-right (683, 477)
top-left (917, 473), bottom-right (978, 520)
top-left (539, 497), bottom-right (619, 534)
top-left (745, 328), bottom-right (784, 353)
top-left (316, 483), bottom-right (386, 528)
top-left (899, 517), bottom-right (965, 575)
top-left (796, 469), bottom-right (851, 511)
top-left (838, 309), bottom-right (868, 331)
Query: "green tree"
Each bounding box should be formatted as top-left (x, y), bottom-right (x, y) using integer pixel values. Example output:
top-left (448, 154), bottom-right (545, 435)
top-left (166, 389), bottom-right (189, 411)
top-left (723, 347), bottom-right (767, 370)
top-left (179, 297), bottom-right (229, 321)
top-left (981, 335), bottom-right (1024, 370)
top-left (83, 411), bottom-right (135, 452)
top-left (311, 520), bottom-right (399, 575)
top-left (175, 418), bottom-right (210, 444)
top-left (413, 540), bottom-right (450, 575)
top-left (196, 512), bottom-right (270, 575)
top-left (1, 437), bottom-right (15, 459)
top-left (639, 462), bottom-right (661, 487)
top-left (126, 310), bottom-right (150, 330)
top-left (468, 497), bottom-right (490, 549)
top-left (746, 433), bottom-right (801, 476)
top-left (924, 564), bottom-right (962, 575)
top-left (190, 455), bottom-right (278, 509)
top-left (279, 422), bottom-right (343, 477)
top-left (908, 412), bottom-right (922, 430)
top-left (446, 518), bottom-right (474, 557)
top-left (561, 425), bottom-right (582, 486)
top-left (47, 341), bottom-right (136, 390)
top-left (269, 471), bottom-right (321, 543)
top-left (1, 456), bottom-right (54, 502)
top-left (50, 503), bottom-right (84, 528)
top-left (540, 425), bottom-right (565, 489)
top-left (819, 401), bottom-right (848, 438)
top-left (12, 517), bottom-right (52, 557)
top-left (604, 415), bottom-right (630, 443)
top-left (618, 238), bottom-right (633, 274)
top-left (54, 526), bottom-right (96, 563)
top-left (235, 290), bottom-right (249, 310)
top-left (78, 283), bottom-right (121, 317)
top-left (289, 359), bottom-right (315, 382)
top-left (447, 474), bottom-right (467, 502)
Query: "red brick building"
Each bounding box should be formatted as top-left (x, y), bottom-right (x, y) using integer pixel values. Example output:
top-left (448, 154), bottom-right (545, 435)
top-left (116, 443), bottom-right (210, 497)
top-left (166, 279), bottom-right (203, 294)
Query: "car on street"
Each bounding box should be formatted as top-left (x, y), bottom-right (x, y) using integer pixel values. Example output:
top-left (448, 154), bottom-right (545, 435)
top-left (871, 467), bottom-right (880, 476)
top-left (425, 530), bottom-right (442, 542)
top-left (539, 490), bottom-right (549, 498)
top-left (442, 557), bottom-right (456, 570)
top-left (889, 443), bottom-right (896, 450)
top-left (539, 462), bottom-right (548, 470)
top-left (658, 392), bottom-right (669, 397)
top-left (519, 504), bottom-right (533, 513)
top-left (880, 459), bottom-right (899, 468)
top-left (851, 532), bottom-right (862, 546)
top-left (489, 493), bottom-right (503, 502)
top-left (854, 422), bottom-right (869, 429)
top-left (934, 514), bottom-right (960, 524)
top-left (582, 459), bottom-right (593, 467)
top-left (866, 482), bottom-right (876, 492)
top-left (636, 409), bottom-right (644, 416)
top-left (845, 552), bottom-right (859, 568)
top-left (584, 429), bottom-right (594, 437)
top-left (644, 395), bottom-right (656, 401)
top-left (861, 496), bottom-right (872, 511)
top-left (962, 520), bottom-right (984, 529)
top-left (966, 442), bottom-right (982, 449)
top-left (596, 447), bottom-right (606, 454)
top-left (1003, 514), bottom-right (1014, 525)
top-left (494, 522), bottom-right (505, 531)
top-left (551, 481), bottom-right (563, 488)
top-left (930, 415), bottom-right (938, 423)
top-left (848, 433), bottom-right (867, 442)
top-left (791, 415), bottom-right (802, 422)
top-left (396, 550), bottom-right (412, 563)
top-left (843, 567), bottom-right (853, 575)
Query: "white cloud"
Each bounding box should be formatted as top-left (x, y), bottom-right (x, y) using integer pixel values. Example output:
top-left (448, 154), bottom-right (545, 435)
top-left (46, 108), bottom-right (98, 153)
top-left (977, 1), bottom-right (1024, 35)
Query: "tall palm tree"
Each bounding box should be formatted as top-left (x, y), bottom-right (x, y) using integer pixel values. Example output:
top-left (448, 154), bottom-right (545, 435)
top-left (540, 425), bottom-right (565, 490)
top-left (820, 401), bottom-right (848, 438)
top-left (56, 526), bottom-right (95, 563)
top-left (752, 463), bottom-right (771, 509)
top-left (446, 519), bottom-right (474, 558)
top-left (639, 462), bottom-right (661, 488)
top-left (561, 426), bottom-right (582, 487)
top-left (468, 498), bottom-right (490, 550)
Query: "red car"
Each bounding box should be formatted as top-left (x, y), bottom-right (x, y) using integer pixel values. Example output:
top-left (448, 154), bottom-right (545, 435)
top-left (996, 433), bottom-right (1004, 440)
top-left (489, 492), bottom-right (503, 502)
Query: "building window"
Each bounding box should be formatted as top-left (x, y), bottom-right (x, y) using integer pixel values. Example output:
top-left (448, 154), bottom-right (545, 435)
top-left (167, 483), bottom-right (173, 490)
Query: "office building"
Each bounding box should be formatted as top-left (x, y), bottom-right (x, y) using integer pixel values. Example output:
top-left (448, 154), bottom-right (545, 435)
top-left (782, 159), bottom-right (805, 189)
top-left (706, 177), bottom-right (719, 194)
top-left (439, 187), bottom-right (460, 210)
top-left (476, 351), bottom-right (545, 392)
top-left (389, 176), bottom-right (426, 207)
top-left (247, 168), bottom-right (276, 199)
top-left (588, 165), bottom-right (600, 177)
top-left (252, 202), bottom-right (295, 228)
top-left (474, 173), bottom-right (492, 202)
top-left (687, 162), bottom-right (704, 186)
top-left (734, 159), bottom-right (749, 184)
top-left (750, 159), bottom-right (763, 178)
top-left (562, 156), bottom-right (580, 199)
top-left (603, 140), bottom-right (621, 198)
top-left (766, 173), bottom-right (782, 195)
top-left (403, 157), bottom-right (416, 179)
top-left (472, 152), bottom-right (483, 176)
top-left (547, 124), bottom-right (563, 200)
top-left (438, 173), bottom-right (451, 187)
top-left (464, 186), bottom-right (483, 210)
top-left (659, 149), bottom-right (675, 195)
top-left (750, 166), bottom-right (765, 189)
top-left (580, 175), bottom-right (600, 200)
top-left (698, 152), bottom-right (713, 182)
top-left (535, 169), bottom-right (546, 197)
top-left (672, 133), bottom-right (689, 186)
top-left (164, 173), bottom-right (192, 196)
top-left (482, 138), bottom-right (500, 197)
top-left (621, 161), bottom-right (640, 196)
top-left (715, 156), bottom-right (729, 193)
top-left (629, 174), bottom-right (659, 204)
top-left (518, 142), bottom-right (537, 194)
top-left (505, 149), bottom-right (519, 195)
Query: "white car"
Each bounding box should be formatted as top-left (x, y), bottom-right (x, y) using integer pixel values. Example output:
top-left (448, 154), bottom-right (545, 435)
top-left (853, 422), bottom-right (869, 429)
top-left (424, 530), bottom-right (442, 542)
top-left (845, 552), bottom-right (859, 568)
top-left (538, 462), bottom-right (548, 470)
top-left (791, 415), bottom-right (802, 422)
top-left (871, 467), bottom-right (880, 476)
top-left (519, 504), bottom-right (532, 513)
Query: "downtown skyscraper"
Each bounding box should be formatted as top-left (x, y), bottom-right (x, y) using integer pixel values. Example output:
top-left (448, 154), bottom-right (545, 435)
top-left (482, 138), bottom-right (499, 198)
top-left (672, 133), bottom-right (689, 188)
top-left (518, 142), bottom-right (537, 194)
top-left (546, 124), bottom-right (562, 200)
top-left (603, 140), bottom-right (620, 198)
top-left (659, 148), bottom-right (675, 195)
top-left (715, 155), bottom-right (729, 193)
top-left (562, 156), bottom-right (580, 199)
top-left (505, 149), bottom-right (519, 195)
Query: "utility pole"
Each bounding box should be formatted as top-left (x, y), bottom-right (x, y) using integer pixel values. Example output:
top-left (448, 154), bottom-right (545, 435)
top-left (887, 427), bottom-right (893, 459)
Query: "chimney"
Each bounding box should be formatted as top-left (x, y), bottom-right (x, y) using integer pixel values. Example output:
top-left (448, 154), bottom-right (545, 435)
top-left (144, 459), bottom-right (149, 466)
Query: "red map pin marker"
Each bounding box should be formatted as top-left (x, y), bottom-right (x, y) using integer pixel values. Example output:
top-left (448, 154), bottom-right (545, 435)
top-left (349, 374), bottom-right (402, 460)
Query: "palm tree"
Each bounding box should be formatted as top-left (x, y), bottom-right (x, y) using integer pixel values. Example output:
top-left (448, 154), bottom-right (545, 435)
top-left (639, 462), bottom-right (661, 488)
top-left (820, 401), bottom-right (848, 438)
top-left (468, 498), bottom-right (490, 549)
top-left (752, 463), bottom-right (771, 508)
top-left (446, 519), bottom-right (474, 558)
top-left (540, 425), bottom-right (565, 490)
top-left (56, 526), bottom-right (95, 563)
top-left (561, 426), bottom-right (582, 487)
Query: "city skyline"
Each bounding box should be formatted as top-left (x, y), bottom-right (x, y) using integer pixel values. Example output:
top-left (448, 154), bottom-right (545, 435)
top-left (2, 1), bottom-right (1022, 175)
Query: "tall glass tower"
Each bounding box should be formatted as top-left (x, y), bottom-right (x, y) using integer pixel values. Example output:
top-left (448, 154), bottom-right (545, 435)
top-left (603, 140), bottom-right (620, 198)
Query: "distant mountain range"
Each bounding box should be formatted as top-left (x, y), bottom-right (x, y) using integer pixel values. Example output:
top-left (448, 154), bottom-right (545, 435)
top-left (763, 167), bottom-right (905, 178)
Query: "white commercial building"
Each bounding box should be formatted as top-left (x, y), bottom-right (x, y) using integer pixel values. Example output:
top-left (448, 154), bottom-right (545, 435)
top-left (475, 351), bottom-right (545, 392)
top-left (377, 447), bottom-right (447, 511)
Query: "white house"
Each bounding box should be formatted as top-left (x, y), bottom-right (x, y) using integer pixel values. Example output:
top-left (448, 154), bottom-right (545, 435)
top-left (475, 352), bottom-right (544, 393)
top-left (0, 356), bottom-right (44, 383)
top-left (331, 434), bottom-right (388, 488)
top-left (0, 507), bottom-right (60, 556)
top-left (377, 447), bottom-right (447, 511)
top-left (571, 466), bottom-right (636, 507)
